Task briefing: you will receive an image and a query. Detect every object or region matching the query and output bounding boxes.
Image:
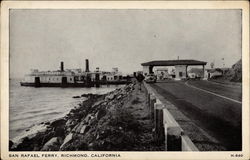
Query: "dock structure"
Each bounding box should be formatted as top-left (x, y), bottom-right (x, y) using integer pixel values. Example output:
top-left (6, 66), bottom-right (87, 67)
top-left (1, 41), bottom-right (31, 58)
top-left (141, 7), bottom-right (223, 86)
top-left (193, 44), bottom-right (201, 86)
top-left (141, 59), bottom-right (207, 80)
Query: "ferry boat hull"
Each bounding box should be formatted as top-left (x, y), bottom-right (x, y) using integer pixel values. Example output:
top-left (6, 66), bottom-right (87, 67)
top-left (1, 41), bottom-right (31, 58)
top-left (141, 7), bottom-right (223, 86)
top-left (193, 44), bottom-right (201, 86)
top-left (20, 60), bottom-right (132, 88)
top-left (20, 81), bottom-right (131, 88)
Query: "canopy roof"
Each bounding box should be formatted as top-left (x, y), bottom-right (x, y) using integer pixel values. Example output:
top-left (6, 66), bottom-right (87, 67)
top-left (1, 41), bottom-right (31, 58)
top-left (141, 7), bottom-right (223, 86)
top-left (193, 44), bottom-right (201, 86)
top-left (141, 59), bottom-right (207, 66)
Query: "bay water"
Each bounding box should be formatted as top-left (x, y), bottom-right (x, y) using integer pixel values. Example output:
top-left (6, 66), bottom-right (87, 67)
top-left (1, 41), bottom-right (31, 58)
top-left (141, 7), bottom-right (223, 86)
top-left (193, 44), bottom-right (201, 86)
top-left (9, 79), bottom-right (123, 141)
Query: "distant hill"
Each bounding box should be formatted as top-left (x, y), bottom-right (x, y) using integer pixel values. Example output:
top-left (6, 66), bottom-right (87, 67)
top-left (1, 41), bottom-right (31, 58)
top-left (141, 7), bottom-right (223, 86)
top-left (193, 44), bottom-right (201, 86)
top-left (231, 59), bottom-right (242, 82)
top-left (210, 59), bottom-right (242, 83)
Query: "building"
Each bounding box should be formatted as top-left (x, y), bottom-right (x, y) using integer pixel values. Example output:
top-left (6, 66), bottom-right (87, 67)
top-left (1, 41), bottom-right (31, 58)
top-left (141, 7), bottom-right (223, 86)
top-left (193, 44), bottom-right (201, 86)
top-left (188, 68), bottom-right (205, 79)
top-left (206, 68), bottom-right (223, 78)
top-left (112, 68), bottom-right (119, 74)
top-left (188, 73), bottom-right (196, 79)
top-left (141, 59), bottom-right (207, 80)
top-left (155, 68), bottom-right (170, 80)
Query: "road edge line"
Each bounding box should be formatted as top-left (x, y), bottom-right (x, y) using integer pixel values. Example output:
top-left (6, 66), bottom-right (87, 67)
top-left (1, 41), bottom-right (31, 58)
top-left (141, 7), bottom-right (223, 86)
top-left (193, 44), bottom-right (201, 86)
top-left (185, 81), bottom-right (242, 104)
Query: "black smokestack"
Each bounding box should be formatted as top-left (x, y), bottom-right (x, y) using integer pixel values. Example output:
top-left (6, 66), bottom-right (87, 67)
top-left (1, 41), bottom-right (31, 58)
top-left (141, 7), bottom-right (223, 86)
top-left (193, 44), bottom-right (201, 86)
top-left (60, 61), bottom-right (64, 72)
top-left (85, 59), bottom-right (89, 72)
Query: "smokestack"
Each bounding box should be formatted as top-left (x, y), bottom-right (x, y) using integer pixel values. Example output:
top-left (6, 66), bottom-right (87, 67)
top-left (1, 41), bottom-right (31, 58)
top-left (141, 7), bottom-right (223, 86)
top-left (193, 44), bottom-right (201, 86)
top-left (60, 61), bottom-right (64, 72)
top-left (85, 59), bottom-right (89, 72)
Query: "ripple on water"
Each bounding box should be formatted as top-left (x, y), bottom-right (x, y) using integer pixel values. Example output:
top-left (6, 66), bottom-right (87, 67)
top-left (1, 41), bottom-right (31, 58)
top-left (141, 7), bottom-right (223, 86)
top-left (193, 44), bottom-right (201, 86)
top-left (9, 79), bottom-right (124, 140)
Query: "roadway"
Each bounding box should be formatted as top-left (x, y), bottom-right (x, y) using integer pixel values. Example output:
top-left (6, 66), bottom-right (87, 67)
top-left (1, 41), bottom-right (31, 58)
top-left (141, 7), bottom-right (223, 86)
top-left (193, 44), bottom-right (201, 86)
top-left (150, 80), bottom-right (242, 151)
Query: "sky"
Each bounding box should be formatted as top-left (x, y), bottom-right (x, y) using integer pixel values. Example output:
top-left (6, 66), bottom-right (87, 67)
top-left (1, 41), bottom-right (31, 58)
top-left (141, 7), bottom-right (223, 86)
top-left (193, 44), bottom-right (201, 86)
top-left (10, 9), bottom-right (242, 78)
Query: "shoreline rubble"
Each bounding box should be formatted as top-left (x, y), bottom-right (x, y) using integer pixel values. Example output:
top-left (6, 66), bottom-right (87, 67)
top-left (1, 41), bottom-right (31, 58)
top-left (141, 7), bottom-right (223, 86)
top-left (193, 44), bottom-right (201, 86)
top-left (10, 83), bottom-right (161, 151)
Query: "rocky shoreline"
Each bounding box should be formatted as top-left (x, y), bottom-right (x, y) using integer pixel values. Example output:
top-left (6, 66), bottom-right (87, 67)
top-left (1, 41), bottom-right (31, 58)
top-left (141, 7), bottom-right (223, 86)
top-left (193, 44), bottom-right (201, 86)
top-left (10, 83), bottom-right (162, 151)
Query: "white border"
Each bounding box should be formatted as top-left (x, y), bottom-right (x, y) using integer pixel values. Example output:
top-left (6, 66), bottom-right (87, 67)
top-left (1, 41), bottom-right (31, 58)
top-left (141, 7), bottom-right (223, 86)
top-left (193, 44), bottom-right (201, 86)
top-left (1, 1), bottom-right (249, 160)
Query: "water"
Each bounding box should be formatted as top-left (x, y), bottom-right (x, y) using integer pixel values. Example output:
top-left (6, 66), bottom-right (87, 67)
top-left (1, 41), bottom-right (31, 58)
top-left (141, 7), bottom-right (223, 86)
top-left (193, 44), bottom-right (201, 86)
top-left (9, 79), bottom-right (123, 141)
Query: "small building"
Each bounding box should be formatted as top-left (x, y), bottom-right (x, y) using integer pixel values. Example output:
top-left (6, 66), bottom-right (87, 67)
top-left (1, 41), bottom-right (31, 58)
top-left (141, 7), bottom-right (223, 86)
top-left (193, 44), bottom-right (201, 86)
top-left (112, 68), bottom-right (119, 74)
top-left (188, 73), bottom-right (196, 79)
top-left (188, 68), bottom-right (205, 79)
top-left (207, 68), bottom-right (223, 78)
top-left (155, 68), bottom-right (170, 80)
top-left (99, 71), bottom-right (123, 82)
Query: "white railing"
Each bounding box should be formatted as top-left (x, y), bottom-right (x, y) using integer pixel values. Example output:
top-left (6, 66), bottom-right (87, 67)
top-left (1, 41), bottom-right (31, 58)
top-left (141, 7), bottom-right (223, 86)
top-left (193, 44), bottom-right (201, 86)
top-left (144, 82), bottom-right (199, 151)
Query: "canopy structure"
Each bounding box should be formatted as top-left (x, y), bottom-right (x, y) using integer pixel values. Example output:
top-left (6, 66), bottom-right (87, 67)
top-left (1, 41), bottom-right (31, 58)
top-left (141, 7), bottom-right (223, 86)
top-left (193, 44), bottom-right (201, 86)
top-left (141, 59), bottom-right (207, 80)
top-left (141, 60), bottom-right (207, 66)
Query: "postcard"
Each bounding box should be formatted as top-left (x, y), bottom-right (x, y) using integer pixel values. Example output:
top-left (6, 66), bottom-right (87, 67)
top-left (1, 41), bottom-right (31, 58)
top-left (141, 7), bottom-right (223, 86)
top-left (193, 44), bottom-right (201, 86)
top-left (1, 1), bottom-right (249, 160)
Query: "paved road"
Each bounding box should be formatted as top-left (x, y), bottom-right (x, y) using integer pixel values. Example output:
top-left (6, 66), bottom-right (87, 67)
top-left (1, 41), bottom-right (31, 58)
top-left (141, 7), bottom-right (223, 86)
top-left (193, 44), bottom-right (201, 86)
top-left (187, 80), bottom-right (242, 102)
top-left (150, 80), bottom-right (242, 151)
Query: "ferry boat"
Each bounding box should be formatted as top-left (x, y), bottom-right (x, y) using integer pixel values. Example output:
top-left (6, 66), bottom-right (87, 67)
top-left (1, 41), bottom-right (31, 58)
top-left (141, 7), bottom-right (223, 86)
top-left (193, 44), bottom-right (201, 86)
top-left (20, 59), bottom-right (131, 87)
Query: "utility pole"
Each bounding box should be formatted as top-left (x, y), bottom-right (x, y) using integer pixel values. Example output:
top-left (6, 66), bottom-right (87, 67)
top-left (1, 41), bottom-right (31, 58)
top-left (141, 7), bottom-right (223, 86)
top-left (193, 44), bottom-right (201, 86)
top-left (222, 58), bottom-right (225, 68)
top-left (222, 58), bottom-right (225, 75)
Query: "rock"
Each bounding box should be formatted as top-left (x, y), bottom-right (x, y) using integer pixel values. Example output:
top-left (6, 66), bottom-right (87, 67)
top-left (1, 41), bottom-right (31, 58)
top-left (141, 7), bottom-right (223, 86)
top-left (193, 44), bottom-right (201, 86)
top-left (117, 95), bottom-right (122, 100)
top-left (69, 108), bottom-right (78, 113)
top-left (65, 119), bottom-right (77, 129)
top-left (79, 125), bottom-right (89, 134)
top-left (60, 133), bottom-right (73, 149)
top-left (46, 126), bottom-right (52, 129)
top-left (88, 142), bottom-right (95, 151)
top-left (11, 83), bottom-right (142, 151)
top-left (79, 125), bottom-right (87, 134)
top-left (81, 93), bottom-right (92, 97)
top-left (50, 118), bottom-right (66, 128)
top-left (71, 121), bottom-right (88, 134)
top-left (71, 123), bottom-right (80, 133)
top-left (84, 114), bottom-right (94, 124)
top-left (81, 93), bottom-right (101, 99)
top-left (120, 90), bottom-right (127, 95)
top-left (96, 109), bottom-right (106, 120)
top-left (65, 119), bottom-right (72, 127)
top-left (88, 117), bottom-right (97, 126)
top-left (92, 100), bottom-right (104, 108)
top-left (125, 86), bottom-right (131, 91)
top-left (66, 128), bottom-right (71, 132)
top-left (13, 137), bottom-right (34, 151)
top-left (9, 140), bottom-right (14, 149)
top-left (105, 94), bottom-right (115, 101)
top-left (72, 96), bottom-right (80, 98)
top-left (96, 134), bottom-right (100, 140)
top-left (78, 123), bottom-right (86, 133)
top-left (88, 142), bottom-right (94, 147)
top-left (102, 102), bottom-right (108, 106)
top-left (41, 137), bottom-right (62, 151)
top-left (54, 126), bottom-right (65, 137)
top-left (33, 144), bottom-right (40, 151)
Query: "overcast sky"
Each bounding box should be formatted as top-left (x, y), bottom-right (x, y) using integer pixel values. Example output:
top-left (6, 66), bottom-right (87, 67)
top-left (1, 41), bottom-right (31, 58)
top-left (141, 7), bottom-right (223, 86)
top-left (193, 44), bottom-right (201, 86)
top-left (10, 9), bottom-right (241, 78)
